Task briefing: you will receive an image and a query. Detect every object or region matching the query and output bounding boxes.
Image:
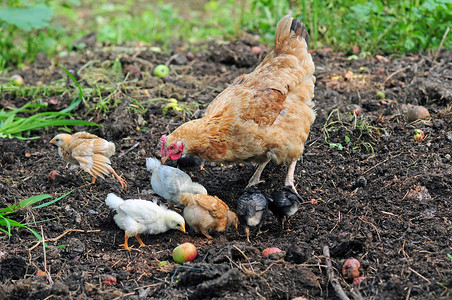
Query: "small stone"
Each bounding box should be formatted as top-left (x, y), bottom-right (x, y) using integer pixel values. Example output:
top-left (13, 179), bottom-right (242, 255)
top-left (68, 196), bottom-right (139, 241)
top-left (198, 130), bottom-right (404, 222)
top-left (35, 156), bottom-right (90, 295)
top-left (51, 281), bottom-right (69, 295)
top-left (407, 105), bottom-right (430, 122)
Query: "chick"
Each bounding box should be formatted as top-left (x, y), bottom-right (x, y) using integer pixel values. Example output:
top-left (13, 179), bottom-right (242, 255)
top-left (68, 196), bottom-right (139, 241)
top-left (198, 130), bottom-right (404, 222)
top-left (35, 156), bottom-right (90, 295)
top-left (269, 187), bottom-right (302, 230)
top-left (178, 193), bottom-right (238, 239)
top-left (176, 154), bottom-right (205, 172)
top-left (50, 132), bottom-right (127, 190)
top-left (236, 187), bottom-right (269, 243)
top-left (106, 193), bottom-right (185, 250)
top-left (146, 157), bottom-right (207, 206)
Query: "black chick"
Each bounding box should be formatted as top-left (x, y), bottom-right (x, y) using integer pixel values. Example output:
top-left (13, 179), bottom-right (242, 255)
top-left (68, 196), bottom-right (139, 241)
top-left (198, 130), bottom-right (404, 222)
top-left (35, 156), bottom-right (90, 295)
top-left (176, 153), bottom-right (205, 172)
top-left (236, 187), bottom-right (269, 243)
top-left (269, 187), bottom-right (302, 230)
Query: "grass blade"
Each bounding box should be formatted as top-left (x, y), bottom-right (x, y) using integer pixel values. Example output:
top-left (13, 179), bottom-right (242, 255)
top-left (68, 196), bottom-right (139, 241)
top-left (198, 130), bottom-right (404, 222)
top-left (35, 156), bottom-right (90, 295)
top-left (33, 190), bottom-right (72, 209)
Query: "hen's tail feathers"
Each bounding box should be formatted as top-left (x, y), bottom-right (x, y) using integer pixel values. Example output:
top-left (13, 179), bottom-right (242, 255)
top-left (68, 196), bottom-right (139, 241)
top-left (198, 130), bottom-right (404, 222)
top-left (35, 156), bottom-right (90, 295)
top-left (178, 193), bottom-right (195, 207)
top-left (106, 193), bottom-right (124, 210)
top-left (274, 15), bottom-right (309, 57)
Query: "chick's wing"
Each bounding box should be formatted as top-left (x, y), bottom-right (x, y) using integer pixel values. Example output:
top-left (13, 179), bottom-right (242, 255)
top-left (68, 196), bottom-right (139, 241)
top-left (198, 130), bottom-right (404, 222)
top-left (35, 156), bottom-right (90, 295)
top-left (192, 195), bottom-right (228, 219)
top-left (117, 200), bottom-right (160, 225)
top-left (159, 166), bottom-right (192, 189)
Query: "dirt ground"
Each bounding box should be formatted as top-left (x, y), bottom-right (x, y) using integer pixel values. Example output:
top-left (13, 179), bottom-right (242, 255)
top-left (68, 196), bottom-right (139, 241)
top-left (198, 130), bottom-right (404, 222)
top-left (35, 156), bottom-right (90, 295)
top-left (0, 38), bottom-right (451, 300)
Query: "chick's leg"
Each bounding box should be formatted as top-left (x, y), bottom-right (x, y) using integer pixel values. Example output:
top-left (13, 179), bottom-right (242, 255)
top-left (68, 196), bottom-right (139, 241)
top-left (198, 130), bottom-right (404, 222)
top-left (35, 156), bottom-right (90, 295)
top-left (285, 160), bottom-right (298, 194)
top-left (119, 233), bottom-right (133, 251)
top-left (108, 167), bottom-right (128, 190)
top-left (201, 231), bottom-right (213, 239)
top-left (245, 226), bottom-right (251, 243)
top-left (135, 235), bottom-right (147, 248)
top-left (246, 158), bottom-right (270, 189)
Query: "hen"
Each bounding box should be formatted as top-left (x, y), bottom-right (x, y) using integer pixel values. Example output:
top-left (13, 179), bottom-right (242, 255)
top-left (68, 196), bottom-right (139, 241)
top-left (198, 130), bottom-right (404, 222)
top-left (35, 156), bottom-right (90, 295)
top-left (160, 15), bottom-right (315, 192)
top-left (236, 187), bottom-right (269, 243)
top-left (106, 193), bottom-right (185, 250)
top-left (269, 187), bottom-right (302, 230)
top-left (178, 193), bottom-right (238, 239)
top-left (50, 132), bottom-right (127, 190)
top-left (146, 157), bottom-right (207, 206)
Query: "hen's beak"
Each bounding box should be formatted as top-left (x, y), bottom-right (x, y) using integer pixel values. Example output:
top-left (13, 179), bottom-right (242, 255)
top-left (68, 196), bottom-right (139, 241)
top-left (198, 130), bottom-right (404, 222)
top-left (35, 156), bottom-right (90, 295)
top-left (161, 156), bottom-right (169, 164)
top-left (180, 224), bottom-right (186, 233)
top-left (49, 139), bottom-right (55, 145)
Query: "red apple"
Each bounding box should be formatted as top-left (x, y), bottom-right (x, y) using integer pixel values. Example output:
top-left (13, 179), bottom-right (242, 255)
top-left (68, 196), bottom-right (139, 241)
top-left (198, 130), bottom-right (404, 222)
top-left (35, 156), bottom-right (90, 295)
top-left (172, 243), bottom-right (197, 263)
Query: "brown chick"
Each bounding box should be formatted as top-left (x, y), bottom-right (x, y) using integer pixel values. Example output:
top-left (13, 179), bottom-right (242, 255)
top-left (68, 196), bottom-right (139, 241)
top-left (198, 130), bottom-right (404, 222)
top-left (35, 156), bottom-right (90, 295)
top-left (178, 193), bottom-right (238, 239)
top-left (50, 132), bottom-right (127, 190)
top-left (161, 15), bottom-right (315, 193)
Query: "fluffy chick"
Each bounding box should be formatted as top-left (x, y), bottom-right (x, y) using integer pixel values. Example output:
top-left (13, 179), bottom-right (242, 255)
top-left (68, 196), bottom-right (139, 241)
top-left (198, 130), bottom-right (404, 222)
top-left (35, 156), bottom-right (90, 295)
top-left (106, 193), bottom-right (185, 250)
top-left (146, 157), bottom-right (207, 206)
top-left (178, 193), bottom-right (238, 239)
top-left (177, 153), bottom-right (205, 172)
top-left (236, 187), bottom-right (269, 243)
top-left (269, 187), bottom-right (302, 230)
top-left (50, 132), bottom-right (127, 190)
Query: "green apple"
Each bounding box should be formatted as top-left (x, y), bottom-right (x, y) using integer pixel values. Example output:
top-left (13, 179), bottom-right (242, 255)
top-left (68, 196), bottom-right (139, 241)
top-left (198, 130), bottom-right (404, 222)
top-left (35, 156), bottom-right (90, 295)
top-left (153, 64), bottom-right (170, 77)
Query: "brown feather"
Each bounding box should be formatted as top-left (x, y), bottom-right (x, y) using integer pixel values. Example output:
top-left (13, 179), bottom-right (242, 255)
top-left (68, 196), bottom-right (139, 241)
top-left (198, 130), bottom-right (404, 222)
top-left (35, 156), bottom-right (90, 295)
top-left (164, 15), bottom-right (315, 167)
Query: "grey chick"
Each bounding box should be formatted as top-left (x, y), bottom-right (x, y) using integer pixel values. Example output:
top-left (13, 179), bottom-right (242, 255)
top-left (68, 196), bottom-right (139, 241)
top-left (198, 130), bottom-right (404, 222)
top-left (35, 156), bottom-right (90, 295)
top-left (146, 157), bottom-right (207, 206)
top-left (269, 187), bottom-right (302, 230)
top-left (236, 187), bottom-right (269, 243)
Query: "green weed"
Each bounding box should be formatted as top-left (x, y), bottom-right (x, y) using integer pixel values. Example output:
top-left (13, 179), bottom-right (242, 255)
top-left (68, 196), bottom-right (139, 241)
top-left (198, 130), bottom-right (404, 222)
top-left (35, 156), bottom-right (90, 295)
top-left (0, 191), bottom-right (71, 240)
top-left (0, 65), bottom-right (98, 139)
top-left (323, 109), bottom-right (382, 155)
top-left (1, 0), bottom-right (451, 69)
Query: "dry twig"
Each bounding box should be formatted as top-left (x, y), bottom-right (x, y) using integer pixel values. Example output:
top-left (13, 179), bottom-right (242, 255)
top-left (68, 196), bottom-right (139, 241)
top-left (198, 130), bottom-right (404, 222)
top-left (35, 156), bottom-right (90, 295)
top-left (29, 229), bottom-right (100, 251)
top-left (433, 26), bottom-right (450, 63)
top-left (41, 226), bottom-right (53, 284)
top-left (323, 245), bottom-right (350, 300)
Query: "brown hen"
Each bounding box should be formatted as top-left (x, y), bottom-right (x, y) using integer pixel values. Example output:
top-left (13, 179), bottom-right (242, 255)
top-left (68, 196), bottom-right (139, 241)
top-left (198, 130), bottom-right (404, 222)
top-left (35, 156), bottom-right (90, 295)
top-left (50, 132), bottom-right (127, 190)
top-left (161, 15), bottom-right (315, 192)
top-left (178, 193), bottom-right (238, 239)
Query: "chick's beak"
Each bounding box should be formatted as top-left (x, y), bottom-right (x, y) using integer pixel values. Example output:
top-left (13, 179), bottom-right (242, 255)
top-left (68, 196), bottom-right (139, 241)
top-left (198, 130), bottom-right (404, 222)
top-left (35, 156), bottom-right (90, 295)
top-left (180, 224), bottom-right (186, 233)
top-left (161, 156), bottom-right (169, 164)
top-left (49, 138), bottom-right (55, 144)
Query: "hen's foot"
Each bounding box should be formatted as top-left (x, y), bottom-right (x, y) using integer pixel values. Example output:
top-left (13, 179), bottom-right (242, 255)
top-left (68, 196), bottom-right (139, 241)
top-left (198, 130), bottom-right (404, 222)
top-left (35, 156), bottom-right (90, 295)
top-left (246, 159), bottom-right (270, 188)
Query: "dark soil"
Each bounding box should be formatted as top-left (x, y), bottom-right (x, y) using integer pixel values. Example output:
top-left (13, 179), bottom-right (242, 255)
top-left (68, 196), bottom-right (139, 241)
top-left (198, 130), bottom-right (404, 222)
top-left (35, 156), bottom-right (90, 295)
top-left (0, 39), bottom-right (451, 299)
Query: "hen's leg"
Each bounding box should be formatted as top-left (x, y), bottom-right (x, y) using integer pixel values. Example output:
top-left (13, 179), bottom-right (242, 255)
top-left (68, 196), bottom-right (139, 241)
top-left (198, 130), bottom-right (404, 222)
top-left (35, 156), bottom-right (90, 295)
top-left (119, 233), bottom-right (133, 251)
top-left (135, 235), bottom-right (147, 248)
top-left (285, 160), bottom-right (298, 194)
top-left (109, 167), bottom-right (128, 190)
top-left (246, 158), bottom-right (270, 188)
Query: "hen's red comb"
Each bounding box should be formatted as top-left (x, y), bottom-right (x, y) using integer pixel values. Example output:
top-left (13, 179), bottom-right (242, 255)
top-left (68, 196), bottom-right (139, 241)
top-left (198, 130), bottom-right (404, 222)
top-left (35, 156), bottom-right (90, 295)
top-left (160, 135), bottom-right (167, 151)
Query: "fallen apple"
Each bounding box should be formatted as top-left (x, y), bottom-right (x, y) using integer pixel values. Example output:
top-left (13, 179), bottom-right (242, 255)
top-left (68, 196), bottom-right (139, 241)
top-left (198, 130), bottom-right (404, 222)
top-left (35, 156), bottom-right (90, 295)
top-left (251, 46), bottom-right (262, 55)
top-left (262, 247), bottom-right (282, 257)
top-left (342, 258), bottom-right (361, 280)
top-left (153, 64), bottom-right (170, 77)
top-left (10, 74), bottom-right (24, 86)
top-left (172, 243), bottom-right (197, 263)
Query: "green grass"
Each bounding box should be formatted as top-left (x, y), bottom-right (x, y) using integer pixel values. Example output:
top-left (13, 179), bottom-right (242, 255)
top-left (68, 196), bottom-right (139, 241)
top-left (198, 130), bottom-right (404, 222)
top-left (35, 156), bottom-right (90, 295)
top-left (1, 0), bottom-right (451, 70)
top-left (0, 65), bottom-right (99, 139)
top-left (322, 109), bottom-right (383, 155)
top-left (0, 191), bottom-right (71, 240)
